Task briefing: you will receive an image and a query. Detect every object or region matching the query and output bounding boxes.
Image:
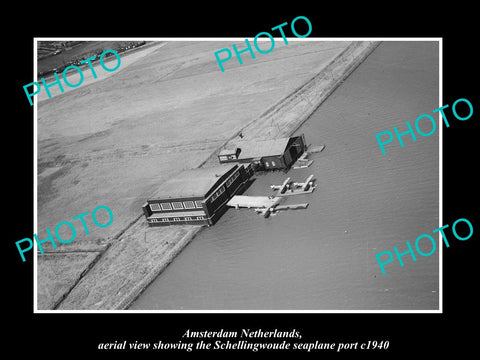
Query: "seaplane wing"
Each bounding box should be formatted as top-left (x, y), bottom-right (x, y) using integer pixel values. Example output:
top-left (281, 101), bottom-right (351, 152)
top-left (255, 203), bottom-right (309, 217)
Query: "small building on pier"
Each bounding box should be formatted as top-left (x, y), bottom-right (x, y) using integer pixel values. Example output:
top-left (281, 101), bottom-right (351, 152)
top-left (142, 163), bottom-right (253, 227)
top-left (217, 134), bottom-right (306, 171)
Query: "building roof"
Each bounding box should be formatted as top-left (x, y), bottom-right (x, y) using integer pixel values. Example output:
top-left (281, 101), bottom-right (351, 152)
top-left (218, 148), bottom-right (239, 156)
top-left (236, 138), bottom-right (290, 160)
top-left (150, 164), bottom-right (238, 200)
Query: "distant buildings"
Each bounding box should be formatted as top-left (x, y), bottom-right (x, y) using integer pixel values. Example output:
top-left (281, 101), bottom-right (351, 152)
top-left (37, 41), bottom-right (147, 78)
top-left (143, 164), bottom-right (253, 227)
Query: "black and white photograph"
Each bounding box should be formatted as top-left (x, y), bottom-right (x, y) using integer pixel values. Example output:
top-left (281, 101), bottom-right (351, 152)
top-left (7, 7), bottom-right (477, 357)
top-left (34, 39), bottom-right (440, 311)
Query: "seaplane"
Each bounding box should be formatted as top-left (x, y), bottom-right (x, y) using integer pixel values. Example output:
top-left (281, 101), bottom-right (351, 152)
top-left (227, 195), bottom-right (308, 219)
top-left (270, 174), bottom-right (316, 196)
top-left (269, 177), bottom-right (291, 194)
top-left (292, 174), bottom-right (315, 191)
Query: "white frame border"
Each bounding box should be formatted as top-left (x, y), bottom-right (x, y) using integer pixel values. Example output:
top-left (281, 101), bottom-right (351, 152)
top-left (33, 37), bottom-right (443, 314)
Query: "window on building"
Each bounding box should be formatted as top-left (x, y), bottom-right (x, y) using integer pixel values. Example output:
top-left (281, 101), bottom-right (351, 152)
top-left (272, 161), bottom-right (276, 166)
top-left (149, 203), bottom-right (161, 211)
top-left (227, 173), bottom-right (237, 187)
top-left (172, 202), bottom-right (183, 210)
top-left (211, 186), bottom-right (225, 202)
top-left (196, 216), bottom-right (204, 220)
top-left (185, 217), bottom-right (192, 221)
top-left (161, 218), bottom-right (169, 222)
top-left (265, 162), bottom-right (270, 167)
top-left (161, 203), bottom-right (172, 210)
top-left (183, 201), bottom-right (195, 209)
top-left (195, 201), bottom-right (203, 208)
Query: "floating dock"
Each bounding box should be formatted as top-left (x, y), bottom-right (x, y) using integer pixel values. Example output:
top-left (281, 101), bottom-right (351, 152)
top-left (307, 144), bottom-right (326, 153)
top-left (270, 174), bottom-right (316, 196)
top-left (292, 151), bottom-right (312, 169)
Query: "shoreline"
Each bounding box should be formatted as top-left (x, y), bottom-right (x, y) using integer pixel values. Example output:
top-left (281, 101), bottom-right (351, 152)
top-left (43, 41), bottom-right (380, 310)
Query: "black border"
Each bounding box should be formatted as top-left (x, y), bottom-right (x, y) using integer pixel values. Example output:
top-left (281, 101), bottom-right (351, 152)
top-left (7, 6), bottom-right (478, 357)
